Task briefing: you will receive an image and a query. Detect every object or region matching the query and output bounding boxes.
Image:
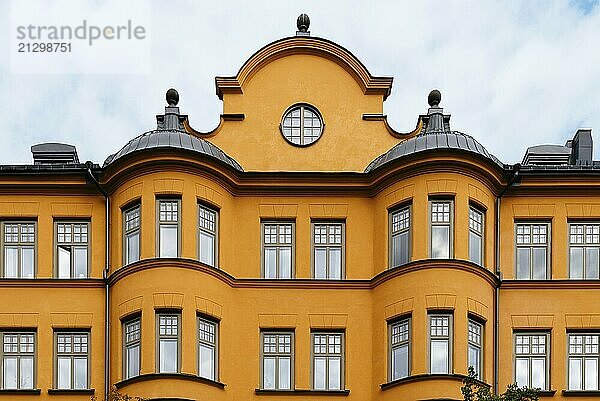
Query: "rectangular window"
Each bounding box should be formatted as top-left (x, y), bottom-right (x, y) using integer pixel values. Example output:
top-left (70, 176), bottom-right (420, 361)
top-left (468, 319), bottom-right (483, 378)
top-left (56, 222), bottom-right (89, 279)
top-left (515, 223), bottom-right (550, 280)
top-left (261, 332), bottom-right (293, 390)
top-left (123, 205), bottom-right (140, 265)
top-left (157, 200), bottom-right (179, 258)
top-left (569, 223), bottom-right (600, 279)
top-left (389, 317), bottom-right (410, 381)
top-left (123, 318), bottom-right (140, 380)
top-left (430, 201), bottom-right (453, 259)
top-left (55, 332), bottom-right (89, 389)
top-left (429, 314), bottom-right (452, 374)
top-left (157, 313), bottom-right (179, 373)
top-left (514, 333), bottom-right (549, 390)
top-left (2, 222), bottom-right (35, 278)
top-left (312, 222), bottom-right (344, 279)
top-left (568, 333), bottom-right (599, 391)
top-left (262, 222), bottom-right (294, 279)
top-left (198, 317), bottom-right (217, 380)
top-left (312, 332), bottom-right (344, 390)
top-left (198, 205), bottom-right (218, 267)
top-left (469, 207), bottom-right (484, 265)
top-left (390, 206), bottom-right (411, 267)
top-left (1, 332), bottom-right (35, 390)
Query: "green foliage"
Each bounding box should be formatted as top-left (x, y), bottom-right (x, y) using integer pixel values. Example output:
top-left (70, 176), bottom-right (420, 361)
top-left (91, 387), bottom-right (146, 401)
top-left (461, 366), bottom-right (540, 401)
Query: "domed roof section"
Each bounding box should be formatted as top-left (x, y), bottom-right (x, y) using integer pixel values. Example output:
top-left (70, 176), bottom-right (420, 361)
top-left (103, 89), bottom-right (243, 171)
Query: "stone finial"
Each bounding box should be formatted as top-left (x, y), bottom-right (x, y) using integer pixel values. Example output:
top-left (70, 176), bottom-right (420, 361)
top-left (166, 88), bottom-right (179, 106)
top-left (428, 89), bottom-right (441, 107)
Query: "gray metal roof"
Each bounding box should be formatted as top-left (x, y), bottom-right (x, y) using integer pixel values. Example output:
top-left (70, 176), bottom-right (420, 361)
top-left (103, 129), bottom-right (243, 171)
top-left (365, 131), bottom-right (503, 173)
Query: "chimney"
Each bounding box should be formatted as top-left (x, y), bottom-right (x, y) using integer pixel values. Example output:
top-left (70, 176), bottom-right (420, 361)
top-left (568, 129), bottom-right (593, 164)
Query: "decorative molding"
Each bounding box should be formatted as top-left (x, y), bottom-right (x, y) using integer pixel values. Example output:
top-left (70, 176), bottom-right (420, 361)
top-left (153, 292), bottom-right (184, 309)
top-left (565, 203), bottom-right (600, 217)
top-left (259, 204), bottom-right (298, 218)
top-left (308, 204), bottom-right (348, 218)
top-left (384, 298), bottom-right (414, 320)
top-left (308, 314), bottom-right (348, 329)
top-left (426, 179), bottom-right (457, 195)
top-left (50, 313), bottom-right (93, 328)
top-left (0, 313), bottom-right (39, 328)
top-left (512, 204), bottom-right (555, 217)
top-left (425, 294), bottom-right (457, 310)
top-left (0, 202), bottom-right (39, 216)
top-left (117, 183), bottom-right (143, 205)
top-left (468, 184), bottom-right (491, 207)
top-left (258, 314), bottom-right (297, 328)
top-left (195, 183), bottom-right (224, 207)
top-left (565, 314), bottom-right (600, 329)
top-left (153, 179), bottom-right (184, 194)
top-left (51, 203), bottom-right (93, 217)
top-left (511, 314), bottom-right (554, 329)
top-left (118, 296), bottom-right (143, 319)
top-left (384, 184), bottom-right (415, 207)
top-left (467, 298), bottom-right (489, 321)
top-left (195, 296), bottom-right (223, 319)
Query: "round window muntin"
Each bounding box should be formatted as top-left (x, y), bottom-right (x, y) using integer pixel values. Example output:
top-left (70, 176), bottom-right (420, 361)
top-left (280, 104), bottom-right (324, 146)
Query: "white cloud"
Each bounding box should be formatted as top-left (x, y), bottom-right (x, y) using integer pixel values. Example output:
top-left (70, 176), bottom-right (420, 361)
top-left (1, 0), bottom-right (599, 165)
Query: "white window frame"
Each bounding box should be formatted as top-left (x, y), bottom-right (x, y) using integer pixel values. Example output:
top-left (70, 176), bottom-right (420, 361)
top-left (198, 204), bottom-right (218, 268)
top-left (1, 331), bottom-right (35, 390)
top-left (197, 316), bottom-right (218, 381)
top-left (55, 221), bottom-right (89, 279)
top-left (568, 333), bottom-right (599, 391)
top-left (261, 221), bottom-right (294, 279)
top-left (468, 206), bottom-right (484, 266)
top-left (1, 222), bottom-right (36, 279)
top-left (311, 221), bottom-right (345, 279)
top-left (429, 200), bottom-right (453, 259)
top-left (428, 313), bottom-right (452, 374)
top-left (311, 332), bottom-right (344, 390)
top-left (156, 199), bottom-right (180, 258)
top-left (156, 313), bottom-right (180, 373)
top-left (389, 205), bottom-right (411, 268)
top-left (123, 204), bottom-right (141, 266)
top-left (515, 222), bottom-right (550, 280)
top-left (389, 317), bottom-right (411, 381)
top-left (123, 317), bottom-right (140, 380)
top-left (467, 318), bottom-right (483, 379)
top-left (569, 223), bottom-right (600, 279)
top-left (260, 331), bottom-right (293, 390)
top-left (514, 332), bottom-right (550, 390)
top-left (54, 331), bottom-right (89, 390)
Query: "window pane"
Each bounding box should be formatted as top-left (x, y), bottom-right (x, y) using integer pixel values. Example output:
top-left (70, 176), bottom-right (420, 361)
top-left (74, 357), bottom-right (87, 389)
top-left (468, 345), bottom-right (480, 378)
top-left (279, 357), bottom-right (290, 390)
top-left (159, 225), bottom-right (178, 258)
top-left (263, 357), bottom-right (275, 389)
top-left (392, 344), bottom-right (409, 380)
top-left (314, 248), bottom-right (327, 279)
top-left (264, 248), bottom-right (277, 278)
top-left (199, 344), bottom-right (214, 380)
top-left (570, 247), bottom-right (584, 278)
top-left (126, 345), bottom-right (140, 379)
top-left (586, 248), bottom-right (599, 279)
top-left (469, 232), bottom-right (482, 265)
top-left (392, 232), bottom-right (410, 267)
top-left (20, 356), bottom-right (34, 389)
top-left (57, 357), bottom-right (71, 389)
top-left (431, 226), bottom-right (450, 259)
top-left (279, 247), bottom-right (291, 278)
top-left (3, 357), bottom-right (17, 389)
top-left (199, 231), bottom-right (215, 266)
top-left (21, 247), bottom-right (34, 278)
top-left (4, 247), bottom-right (18, 278)
top-left (159, 339), bottom-right (178, 373)
top-left (430, 339), bottom-right (449, 373)
top-left (314, 357), bottom-right (326, 389)
top-left (74, 247), bottom-right (87, 278)
top-left (126, 232), bottom-right (140, 264)
top-left (569, 358), bottom-right (582, 390)
top-left (532, 248), bottom-right (547, 279)
top-left (58, 246), bottom-right (71, 278)
top-left (531, 358), bottom-right (546, 389)
top-left (328, 357), bottom-right (341, 390)
top-left (329, 248), bottom-right (342, 279)
top-left (585, 358), bottom-right (598, 390)
top-left (515, 358), bottom-right (529, 387)
top-left (516, 248), bottom-right (530, 279)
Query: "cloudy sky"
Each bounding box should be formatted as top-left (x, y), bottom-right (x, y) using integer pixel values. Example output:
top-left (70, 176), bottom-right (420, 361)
top-left (1, 0), bottom-right (599, 165)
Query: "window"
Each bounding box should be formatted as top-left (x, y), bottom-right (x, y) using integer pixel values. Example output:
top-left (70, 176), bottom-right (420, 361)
top-left (468, 319), bottom-right (483, 378)
top-left (389, 318), bottom-right (410, 381)
top-left (390, 206), bottom-right (410, 267)
top-left (157, 313), bottom-right (179, 373)
top-left (198, 205), bottom-right (218, 267)
top-left (1, 332), bottom-right (34, 389)
top-left (515, 223), bottom-right (550, 279)
top-left (157, 200), bottom-right (179, 258)
top-left (281, 104), bottom-right (323, 146)
top-left (261, 332), bottom-right (293, 390)
top-left (262, 222), bottom-right (294, 279)
top-left (568, 333), bottom-right (599, 391)
top-left (430, 201), bottom-right (453, 259)
top-left (312, 222), bottom-right (344, 279)
top-left (312, 332), bottom-right (344, 390)
top-left (429, 314), bottom-right (452, 374)
top-left (56, 222), bottom-right (89, 278)
top-left (514, 333), bottom-right (549, 390)
top-left (123, 318), bottom-right (140, 380)
top-left (123, 205), bottom-right (140, 265)
top-left (2, 222), bottom-right (35, 278)
top-left (198, 317), bottom-right (217, 380)
top-left (569, 223), bottom-right (600, 279)
top-left (55, 332), bottom-right (89, 389)
top-left (469, 207), bottom-right (484, 265)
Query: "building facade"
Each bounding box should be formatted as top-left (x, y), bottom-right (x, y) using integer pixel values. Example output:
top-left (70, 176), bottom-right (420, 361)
top-left (1, 14), bottom-right (599, 401)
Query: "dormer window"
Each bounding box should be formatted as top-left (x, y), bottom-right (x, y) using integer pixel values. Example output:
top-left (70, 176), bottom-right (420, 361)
top-left (281, 104), bottom-right (323, 146)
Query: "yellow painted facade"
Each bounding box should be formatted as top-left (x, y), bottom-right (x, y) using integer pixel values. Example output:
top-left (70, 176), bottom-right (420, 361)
top-left (1, 19), bottom-right (599, 401)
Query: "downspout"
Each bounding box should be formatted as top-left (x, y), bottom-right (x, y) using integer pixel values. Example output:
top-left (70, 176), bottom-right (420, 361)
top-left (85, 162), bottom-right (110, 401)
top-left (494, 164), bottom-right (519, 394)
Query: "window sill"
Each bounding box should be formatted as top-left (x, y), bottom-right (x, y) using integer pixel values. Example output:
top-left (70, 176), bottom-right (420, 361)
top-left (0, 389), bottom-right (41, 395)
top-left (255, 389), bottom-right (349, 395)
top-left (381, 373), bottom-right (490, 390)
top-left (114, 372), bottom-right (225, 389)
top-left (48, 389), bottom-right (95, 395)
top-left (562, 390), bottom-right (600, 396)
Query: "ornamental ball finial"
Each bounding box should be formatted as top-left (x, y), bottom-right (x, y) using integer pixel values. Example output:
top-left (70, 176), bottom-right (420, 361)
top-left (428, 89), bottom-right (441, 107)
top-left (166, 88), bottom-right (179, 106)
top-left (297, 13), bottom-right (310, 32)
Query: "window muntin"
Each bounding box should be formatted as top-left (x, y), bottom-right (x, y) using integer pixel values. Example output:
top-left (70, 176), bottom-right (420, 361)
top-left (2, 222), bottom-right (35, 278)
top-left (390, 206), bottom-right (411, 267)
top-left (55, 332), bottom-right (89, 390)
top-left (123, 205), bottom-right (140, 265)
top-left (157, 200), bottom-right (179, 258)
top-left (515, 223), bottom-right (550, 280)
top-left (389, 318), bottom-right (410, 381)
top-left (198, 317), bottom-right (217, 380)
top-left (312, 332), bottom-right (343, 390)
top-left (281, 105), bottom-right (323, 146)
top-left (157, 314), bottom-right (179, 373)
top-left (469, 207), bottom-right (484, 266)
top-left (1, 332), bottom-right (34, 390)
top-left (514, 333), bottom-right (549, 390)
top-left (468, 319), bottom-right (483, 379)
top-left (568, 334), bottom-right (599, 391)
top-left (430, 201), bottom-right (453, 259)
top-left (569, 223), bottom-right (600, 279)
top-left (198, 205), bottom-right (218, 267)
top-left (312, 222), bottom-right (344, 279)
top-left (262, 222), bottom-right (294, 279)
top-left (261, 332), bottom-right (293, 390)
top-left (429, 314), bottom-right (451, 374)
top-left (123, 318), bottom-right (140, 380)
top-left (56, 222), bottom-right (89, 279)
